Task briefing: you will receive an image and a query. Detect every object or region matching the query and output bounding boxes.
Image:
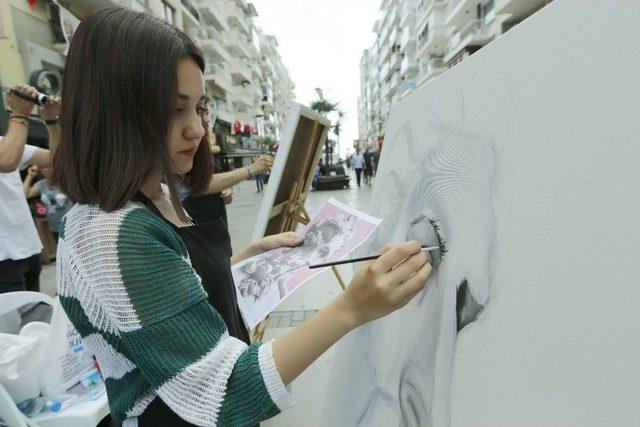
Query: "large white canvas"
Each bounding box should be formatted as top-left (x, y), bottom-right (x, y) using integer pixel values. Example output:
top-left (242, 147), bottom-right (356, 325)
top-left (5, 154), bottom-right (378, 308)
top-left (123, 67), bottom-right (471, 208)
top-left (324, 1), bottom-right (640, 426)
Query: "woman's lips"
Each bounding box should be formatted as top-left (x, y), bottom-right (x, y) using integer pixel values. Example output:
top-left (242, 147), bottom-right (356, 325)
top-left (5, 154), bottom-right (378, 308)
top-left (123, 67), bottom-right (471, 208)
top-left (179, 147), bottom-right (197, 157)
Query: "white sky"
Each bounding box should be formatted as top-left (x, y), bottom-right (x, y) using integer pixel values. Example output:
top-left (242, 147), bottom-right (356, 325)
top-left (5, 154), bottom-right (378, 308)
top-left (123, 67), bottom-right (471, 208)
top-left (251, 0), bottom-right (381, 157)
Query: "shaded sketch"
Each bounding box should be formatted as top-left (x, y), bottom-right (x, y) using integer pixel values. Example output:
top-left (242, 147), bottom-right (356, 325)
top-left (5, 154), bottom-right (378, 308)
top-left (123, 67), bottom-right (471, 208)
top-left (234, 198), bottom-right (381, 329)
top-left (237, 213), bottom-right (357, 302)
top-left (323, 69), bottom-right (512, 426)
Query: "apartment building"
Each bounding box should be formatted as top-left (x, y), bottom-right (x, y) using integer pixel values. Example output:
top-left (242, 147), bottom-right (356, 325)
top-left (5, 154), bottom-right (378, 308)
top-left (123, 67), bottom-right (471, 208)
top-left (259, 34), bottom-right (295, 142)
top-left (358, 0), bottom-right (551, 149)
top-left (1, 0), bottom-right (294, 150)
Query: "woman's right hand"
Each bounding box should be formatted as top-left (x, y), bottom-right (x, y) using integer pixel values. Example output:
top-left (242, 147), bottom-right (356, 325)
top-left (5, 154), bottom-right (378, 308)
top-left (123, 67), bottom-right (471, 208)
top-left (337, 241), bottom-right (432, 328)
top-left (27, 165), bottom-right (39, 178)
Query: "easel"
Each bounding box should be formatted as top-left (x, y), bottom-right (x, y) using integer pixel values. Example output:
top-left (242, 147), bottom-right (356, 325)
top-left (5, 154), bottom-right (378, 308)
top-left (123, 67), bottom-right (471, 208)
top-left (251, 118), bottom-right (346, 341)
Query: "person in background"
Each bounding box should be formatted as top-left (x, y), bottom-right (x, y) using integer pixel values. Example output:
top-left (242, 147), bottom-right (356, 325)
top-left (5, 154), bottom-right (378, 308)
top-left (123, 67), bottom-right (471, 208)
top-left (253, 156), bottom-right (265, 193)
top-left (0, 85), bottom-right (60, 293)
top-left (345, 153), bottom-right (351, 171)
top-left (312, 162), bottom-right (320, 190)
top-left (352, 147), bottom-right (365, 188)
top-left (23, 165), bottom-right (74, 242)
top-left (364, 147), bottom-right (374, 186)
top-left (180, 111), bottom-right (273, 228)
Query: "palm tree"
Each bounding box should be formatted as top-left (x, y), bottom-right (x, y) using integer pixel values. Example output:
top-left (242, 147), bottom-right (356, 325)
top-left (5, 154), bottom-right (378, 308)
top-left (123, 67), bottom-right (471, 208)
top-left (310, 89), bottom-right (341, 165)
top-left (333, 110), bottom-right (345, 162)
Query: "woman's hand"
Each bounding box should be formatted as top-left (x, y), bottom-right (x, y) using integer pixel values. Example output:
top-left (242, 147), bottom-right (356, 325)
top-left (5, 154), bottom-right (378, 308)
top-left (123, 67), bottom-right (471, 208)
top-left (231, 232), bottom-right (305, 265)
top-left (39, 95), bottom-right (61, 122)
top-left (5, 84), bottom-right (36, 117)
top-left (220, 189), bottom-right (233, 205)
top-left (250, 155), bottom-right (274, 175)
top-left (271, 240), bottom-right (432, 385)
top-left (27, 165), bottom-right (39, 178)
top-left (254, 231), bottom-right (304, 253)
top-left (335, 241), bottom-right (432, 328)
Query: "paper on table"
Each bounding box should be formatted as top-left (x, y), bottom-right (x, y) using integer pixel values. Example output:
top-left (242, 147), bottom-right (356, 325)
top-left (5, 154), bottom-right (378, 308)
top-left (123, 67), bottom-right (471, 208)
top-left (232, 198), bottom-right (382, 329)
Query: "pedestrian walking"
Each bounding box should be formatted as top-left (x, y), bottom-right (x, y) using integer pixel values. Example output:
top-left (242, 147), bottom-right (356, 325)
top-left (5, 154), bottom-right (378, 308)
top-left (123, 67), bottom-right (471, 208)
top-left (353, 148), bottom-right (365, 188)
top-left (364, 147), bottom-right (374, 186)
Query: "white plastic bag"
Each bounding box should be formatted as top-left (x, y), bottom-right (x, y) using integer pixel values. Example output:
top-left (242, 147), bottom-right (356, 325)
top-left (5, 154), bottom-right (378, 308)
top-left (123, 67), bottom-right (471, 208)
top-left (0, 333), bottom-right (40, 403)
top-left (39, 298), bottom-right (100, 400)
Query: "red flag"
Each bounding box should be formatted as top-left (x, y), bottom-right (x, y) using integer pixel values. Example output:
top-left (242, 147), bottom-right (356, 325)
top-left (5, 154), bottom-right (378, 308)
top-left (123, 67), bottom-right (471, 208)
top-left (28, 0), bottom-right (37, 10)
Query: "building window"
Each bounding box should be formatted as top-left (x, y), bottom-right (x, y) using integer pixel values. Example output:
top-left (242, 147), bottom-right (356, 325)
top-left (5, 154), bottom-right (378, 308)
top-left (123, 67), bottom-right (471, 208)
top-left (482, 0), bottom-right (495, 25)
top-left (162, 1), bottom-right (175, 24)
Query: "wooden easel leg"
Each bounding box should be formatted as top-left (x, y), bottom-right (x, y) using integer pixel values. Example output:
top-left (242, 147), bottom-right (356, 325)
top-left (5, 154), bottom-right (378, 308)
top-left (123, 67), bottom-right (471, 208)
top-left (252, 315), bottom-right (271, 341)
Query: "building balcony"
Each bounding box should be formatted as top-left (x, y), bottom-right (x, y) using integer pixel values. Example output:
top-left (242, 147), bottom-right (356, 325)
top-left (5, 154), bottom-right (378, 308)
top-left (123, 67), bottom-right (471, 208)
top-left (419, 57), bottom-right (446, 85)
top-left (229, 59), bottom-right (253, 85)
top-left (227, 29), bottom-right (252, 59)
top-left (415, 0), bottom-right (446, 32)
top-left (204, 64), bottom-right (234, 93)
top-left (445, 0), bottom-right (477, 29)
top-left (200, 26), bottom-right (230, 63)
top-left (379, 42), bottom-right (392, 63)
top-left (195, 0), bottom-right (228, 32)
top-left (379, 62), bottom-right (391, 81)
top-left (388, 27), bottom-right (399, 46)
top-left (388, 72), bottom-right (401, 95)
top-left (380, 82), bottom-right (390, 100)
top-left (400, 27), bottom-right (417, 51)
top-left (249, 60), bottom-right (262, 81)
top-left (400, 4), bottom-right (416, 27)
top-left (232, 90), bottom-right (254, 112)
top-left (417, 24), bottom-right (448, 57)
top-left (444, 19), bottom-right (493, 62)
top-left (261, 58), bottom-right (275, 77)
top-left (212, 103), bottom-right (234, 123)
top-left (186, 27), bottom-right (226, 63)
top-left (227, 7), bottom-right (250, 35)
top-left (181, 0), bottom-right (201, 28)
top-left (495, 0), bottom-right (547, 20)
top-left (400, 55), bottom-right (418, 77)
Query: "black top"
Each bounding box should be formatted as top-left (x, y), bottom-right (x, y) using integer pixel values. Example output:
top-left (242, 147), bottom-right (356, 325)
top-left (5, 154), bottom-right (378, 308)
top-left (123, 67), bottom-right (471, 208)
top-left (183, 192), bottom-right (229, 228)
top-left (134, 193), bottom-right (252, 426)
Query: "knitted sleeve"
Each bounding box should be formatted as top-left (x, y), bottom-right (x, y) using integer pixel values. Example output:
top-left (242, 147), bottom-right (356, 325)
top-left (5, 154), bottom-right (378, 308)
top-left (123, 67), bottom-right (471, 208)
top-left (115, 208), bottom-right (294, 425)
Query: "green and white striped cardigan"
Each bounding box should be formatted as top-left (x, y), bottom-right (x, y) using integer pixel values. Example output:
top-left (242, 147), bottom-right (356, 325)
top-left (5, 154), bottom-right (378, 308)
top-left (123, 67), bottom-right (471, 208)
top-left (56, 203), bottom-right (294, 426)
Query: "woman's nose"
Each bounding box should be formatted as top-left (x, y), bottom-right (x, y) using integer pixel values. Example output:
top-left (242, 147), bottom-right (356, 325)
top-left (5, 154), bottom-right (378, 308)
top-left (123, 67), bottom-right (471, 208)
top-left (186, 121), bottom-right (206, 141)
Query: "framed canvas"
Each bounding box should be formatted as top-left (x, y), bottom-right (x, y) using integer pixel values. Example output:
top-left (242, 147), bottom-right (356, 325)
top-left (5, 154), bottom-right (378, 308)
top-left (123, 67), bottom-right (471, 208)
top-left (252, 103), bottom-right (331, 240)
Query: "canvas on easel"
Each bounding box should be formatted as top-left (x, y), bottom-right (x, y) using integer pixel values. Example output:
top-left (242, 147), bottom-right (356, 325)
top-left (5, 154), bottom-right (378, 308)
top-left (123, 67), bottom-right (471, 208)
top-left (250, 103), bottom-right (340, 339)
top-left (252, 102), bottom-right (331, 241)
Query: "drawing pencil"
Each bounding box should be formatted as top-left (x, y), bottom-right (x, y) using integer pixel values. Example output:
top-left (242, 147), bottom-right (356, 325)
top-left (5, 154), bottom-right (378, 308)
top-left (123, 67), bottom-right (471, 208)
top-left (308, 246), bottom-right (440, 269)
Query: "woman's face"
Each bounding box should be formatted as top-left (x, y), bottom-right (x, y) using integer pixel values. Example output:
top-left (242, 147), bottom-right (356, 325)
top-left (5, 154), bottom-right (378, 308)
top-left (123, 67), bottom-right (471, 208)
top-left (168, 58), bottom-right (207, 174)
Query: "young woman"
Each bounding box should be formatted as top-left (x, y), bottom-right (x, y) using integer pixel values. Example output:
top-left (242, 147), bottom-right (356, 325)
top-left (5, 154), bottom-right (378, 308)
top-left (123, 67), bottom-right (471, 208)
top-left (52, 9), bottom-right (432, 427)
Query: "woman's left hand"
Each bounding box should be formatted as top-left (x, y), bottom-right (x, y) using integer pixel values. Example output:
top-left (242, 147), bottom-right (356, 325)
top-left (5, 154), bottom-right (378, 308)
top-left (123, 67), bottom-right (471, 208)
top-left (255, 231), bottom-right (305, 253)
top-left (39, 96), bottom-right (61, 121)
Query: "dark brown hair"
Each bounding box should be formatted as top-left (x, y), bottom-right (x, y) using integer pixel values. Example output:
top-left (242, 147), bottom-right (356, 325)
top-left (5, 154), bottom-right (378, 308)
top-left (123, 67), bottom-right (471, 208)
top-left (52, 8), bottom-right (211, 219)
